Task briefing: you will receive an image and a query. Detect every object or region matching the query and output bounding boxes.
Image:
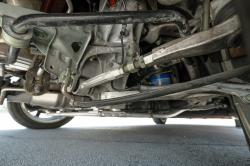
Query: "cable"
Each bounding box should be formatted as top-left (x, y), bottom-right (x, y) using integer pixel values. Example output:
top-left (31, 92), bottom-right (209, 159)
top-left (120, 0), bottom-right (127, 65)
top-left (121, 0), bottom-right (127, 11)
top-left (120, 32), bottom-right (125, 64)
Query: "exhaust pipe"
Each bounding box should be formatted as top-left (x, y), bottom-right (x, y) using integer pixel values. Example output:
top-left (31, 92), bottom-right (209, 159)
top-left (46, 104), bottom-right (225, 118)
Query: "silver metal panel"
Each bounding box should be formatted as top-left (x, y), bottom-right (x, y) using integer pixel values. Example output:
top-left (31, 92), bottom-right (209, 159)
top-left (0, 2), bottom-right (42, 17)
top-left (0, 87), bottom-right (25, 104)
top-left (101, 91), bottom-right (139, 100)
top-left (0, 64), bottom-right (5, 76)
top-left (6, 0), bottom-right (43, 11)
top-left (43, 25), bottom-right (93, 76)
top-left (210, 0), bottom-right (232, 24)
top-left (0, 3), bottom-right (93, 77)
top-left (7, 92), bottom-right (66, 108)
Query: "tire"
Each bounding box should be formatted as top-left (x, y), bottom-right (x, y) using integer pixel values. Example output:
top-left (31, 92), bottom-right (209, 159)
top-left (234, 0), bottom-right (250, 150)
top-left (235, 119), bottom-right (242, 127)
top-left (153, 118), bottom-right (167, 124)
top-left (239, 117), bottom-right (250, 151)
top-left (7, 102), bottom-right (73, 129)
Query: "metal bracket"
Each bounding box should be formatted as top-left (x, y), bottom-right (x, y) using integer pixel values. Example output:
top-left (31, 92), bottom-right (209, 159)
top-left (205, 83), bottom-right (250, 104)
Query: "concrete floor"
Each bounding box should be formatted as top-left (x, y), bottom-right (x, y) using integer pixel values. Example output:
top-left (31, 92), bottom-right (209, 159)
top-left (0, 117), bottom-right (249, 166)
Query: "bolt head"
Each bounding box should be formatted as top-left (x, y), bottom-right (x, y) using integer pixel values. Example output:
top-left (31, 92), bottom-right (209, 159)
top-left (155, 37), bottom-right (163, 45)
top-left (90, 56), bottom-right (96, 61)
top-left (155, 40), bottom-right (161, 45)
top-left (109, 63), bottom-right (113, 67)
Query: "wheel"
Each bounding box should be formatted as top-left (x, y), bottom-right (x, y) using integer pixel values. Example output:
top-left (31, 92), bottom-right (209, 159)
top-left (7, 102), bottom-right (73, 129)
top-left (153, 118), bottom-right (167, 124)
top-left (235, 119), bottom-right (242, 127)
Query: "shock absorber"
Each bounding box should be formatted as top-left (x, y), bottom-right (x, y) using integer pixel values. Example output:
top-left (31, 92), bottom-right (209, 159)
top-left (0, 46), bottom-right (20, 77)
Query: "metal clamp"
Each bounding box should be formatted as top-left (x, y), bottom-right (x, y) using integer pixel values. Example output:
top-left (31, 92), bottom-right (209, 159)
top-left (1, 15), bottom-right (33, 48)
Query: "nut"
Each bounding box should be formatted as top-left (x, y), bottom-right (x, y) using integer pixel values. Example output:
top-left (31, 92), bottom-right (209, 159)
top-left (34, 84), bottom-right (41, 94)
top-left (127, 51), bottom-right (136, 57)
top-left (126, 59), bottom-right (138, 73)
top-left (155, 37), bottom-right (162, 45)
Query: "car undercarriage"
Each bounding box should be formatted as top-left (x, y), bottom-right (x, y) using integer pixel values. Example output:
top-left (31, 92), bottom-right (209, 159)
top-left (0, 0), bottom-right (250, 144)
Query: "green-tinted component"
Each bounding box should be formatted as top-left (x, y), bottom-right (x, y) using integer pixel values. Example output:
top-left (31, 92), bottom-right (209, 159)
top-left (49, 42), bottom-right (53, 49)
top-left (33, 28), bottom-right (47, 40)
top-left (0, 16), bottom-right (2, 27)
top-left (245, 95), bottom-right (250, 101)
top-left (130, 69), bottom-right (138, 73)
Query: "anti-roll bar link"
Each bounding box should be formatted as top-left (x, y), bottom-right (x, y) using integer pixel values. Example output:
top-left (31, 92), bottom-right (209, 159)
top-left (9, 10), bottom-right (190, 36)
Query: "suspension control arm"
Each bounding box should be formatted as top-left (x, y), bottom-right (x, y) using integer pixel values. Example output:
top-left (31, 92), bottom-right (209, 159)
top-left (76, 14), bottom-right (241, 95)
top-left (139, 15), bottom-right (240, 68)
top-left (74, 65), bottom-right (250, 107)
